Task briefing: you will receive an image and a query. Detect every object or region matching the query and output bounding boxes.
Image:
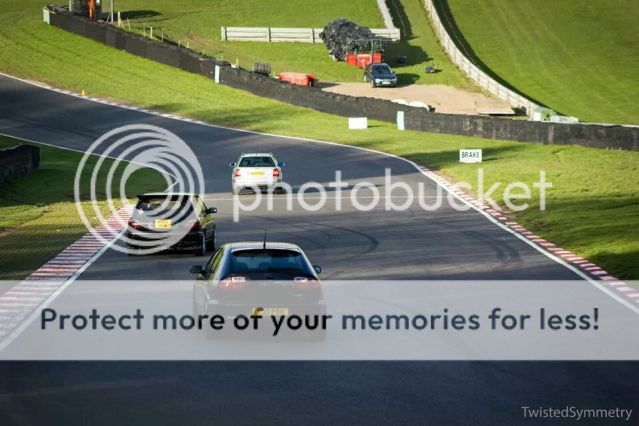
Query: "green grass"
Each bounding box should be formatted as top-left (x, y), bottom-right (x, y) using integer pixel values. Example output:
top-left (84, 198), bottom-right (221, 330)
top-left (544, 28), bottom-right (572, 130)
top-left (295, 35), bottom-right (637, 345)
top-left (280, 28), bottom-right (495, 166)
top-left (0, 1), bottom-right (638, 278)
top-left (0, 136), bottom-right (163, 280)
top-left (443, 0), bottom-right (639, 124)
top-left (105, 0), bottom-right (471, 86)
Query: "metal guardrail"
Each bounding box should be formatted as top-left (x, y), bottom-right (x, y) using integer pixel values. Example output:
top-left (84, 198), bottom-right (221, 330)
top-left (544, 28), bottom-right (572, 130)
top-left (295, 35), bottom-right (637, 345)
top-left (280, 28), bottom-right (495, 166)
top-left (423, 0), bottom-right (541, 115)
top-left (220, 27), bottom-right (401, 42)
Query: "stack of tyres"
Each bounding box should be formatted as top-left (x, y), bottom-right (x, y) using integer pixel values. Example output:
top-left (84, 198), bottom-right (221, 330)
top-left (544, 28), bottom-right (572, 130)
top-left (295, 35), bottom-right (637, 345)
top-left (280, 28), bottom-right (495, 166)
top-left (252, 63), bottom-right (271, 76)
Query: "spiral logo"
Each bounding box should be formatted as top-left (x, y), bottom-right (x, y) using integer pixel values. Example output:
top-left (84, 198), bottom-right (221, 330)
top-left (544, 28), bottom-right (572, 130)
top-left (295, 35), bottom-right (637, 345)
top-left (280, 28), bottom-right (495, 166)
top-left (74, 124), bottom-right (205, 255)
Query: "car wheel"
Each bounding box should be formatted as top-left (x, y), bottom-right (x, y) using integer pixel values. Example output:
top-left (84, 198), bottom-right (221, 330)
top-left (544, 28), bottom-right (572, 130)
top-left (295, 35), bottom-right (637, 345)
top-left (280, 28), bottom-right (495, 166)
top-left (207, 232), bottom-right (216, 252)
top-left (307, 329), bottom-right (327, 342)
top-left (195, 233), bottom-right (207, 256)
top-left (192, 297), bottom-right (200, 317)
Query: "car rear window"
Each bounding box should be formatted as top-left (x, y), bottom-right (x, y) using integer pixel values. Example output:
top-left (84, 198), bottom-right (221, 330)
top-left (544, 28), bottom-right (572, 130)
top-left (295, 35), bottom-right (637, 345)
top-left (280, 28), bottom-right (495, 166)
top-left (239, 156), bottom-right (275, 167)
top-left (134, 197), bottom-right (193, 217)
top-left (230, 249), bottom-right (311, 274)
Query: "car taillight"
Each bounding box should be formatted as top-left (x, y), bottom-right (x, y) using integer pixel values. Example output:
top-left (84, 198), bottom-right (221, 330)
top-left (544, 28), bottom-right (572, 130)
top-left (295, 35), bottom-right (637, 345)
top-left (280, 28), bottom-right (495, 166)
top-left (234, 168), bottom-right (241, 177)
top-left (185, 219), bottom-right (200, 230)
top-left (128, 219), bottom-right (141, 229)
top-left (220, 276), bottom-right (246, 289)
top-left (294, 277), bottom-right (320, 289)
top-left (272, 168), bottom-right (280, 177)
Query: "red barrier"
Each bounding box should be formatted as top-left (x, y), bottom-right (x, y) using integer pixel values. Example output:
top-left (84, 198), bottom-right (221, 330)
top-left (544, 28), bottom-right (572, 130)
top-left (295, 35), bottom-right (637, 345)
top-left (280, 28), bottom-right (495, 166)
top-left (278, 72), bottom-right (316, 87)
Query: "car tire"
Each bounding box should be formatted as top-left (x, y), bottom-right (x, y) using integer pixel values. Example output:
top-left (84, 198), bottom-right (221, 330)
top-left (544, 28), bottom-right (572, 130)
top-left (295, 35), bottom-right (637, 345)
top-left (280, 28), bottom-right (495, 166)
top-left (207, 232), bottom-right (216, 252)
top-left (307, 329), bottom-right (327, 342)
top-left (195, 232), bottom-right (207, 256)
top-left (192, 297), bottom-right (200, 317)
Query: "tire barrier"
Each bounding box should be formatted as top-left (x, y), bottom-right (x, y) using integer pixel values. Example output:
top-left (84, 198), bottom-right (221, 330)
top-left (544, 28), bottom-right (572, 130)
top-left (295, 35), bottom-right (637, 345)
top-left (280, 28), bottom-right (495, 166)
top-left (46, 11), bottom-right (639, 151)
top-left (320, 19), bottom-right (376, 61)
top-left (0, 145), bottom-right (40, 184)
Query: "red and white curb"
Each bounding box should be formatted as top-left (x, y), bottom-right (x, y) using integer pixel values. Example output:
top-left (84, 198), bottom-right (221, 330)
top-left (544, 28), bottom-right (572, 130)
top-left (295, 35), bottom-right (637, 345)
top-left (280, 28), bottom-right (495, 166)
top-left (0, 206), bottom-right (132, 347)
top-left (418, 165), bottom-right (638, 306)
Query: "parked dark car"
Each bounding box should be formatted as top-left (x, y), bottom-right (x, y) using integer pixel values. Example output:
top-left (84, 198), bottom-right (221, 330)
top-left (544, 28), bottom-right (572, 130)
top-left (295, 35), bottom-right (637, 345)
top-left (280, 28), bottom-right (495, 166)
top-left (126, 192), bottom-right (217, 256)
top-left (364, 63), bottom-right (398, 87)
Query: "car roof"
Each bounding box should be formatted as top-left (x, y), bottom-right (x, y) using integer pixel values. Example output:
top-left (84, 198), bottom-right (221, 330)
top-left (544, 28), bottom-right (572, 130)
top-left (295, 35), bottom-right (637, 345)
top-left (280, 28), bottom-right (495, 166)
top-left (239, 153), bottom-right (274, 157)
top-left (137, 192), bottom-right (198, 198)
top-left (222, 241), bottom-right (303, 251)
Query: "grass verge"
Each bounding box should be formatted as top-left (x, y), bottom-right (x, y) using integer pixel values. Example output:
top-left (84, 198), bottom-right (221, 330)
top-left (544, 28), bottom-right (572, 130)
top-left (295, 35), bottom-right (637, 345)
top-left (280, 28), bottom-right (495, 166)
top-left (0, 3), bottom-right (637, 278)
top-left (443, 0), bottom-right (639, 124)
top-left (0, 136), bottom-right (163, 280)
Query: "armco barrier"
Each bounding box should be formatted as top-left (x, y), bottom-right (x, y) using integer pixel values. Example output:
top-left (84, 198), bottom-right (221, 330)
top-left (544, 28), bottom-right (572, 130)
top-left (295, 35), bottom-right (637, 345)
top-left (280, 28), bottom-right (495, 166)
top-left (0, 145), bottom-right (40, 184)
top-left (220, 27), bottom-right (401, 43)
top-left (46, 11), bottom-right (639, 151)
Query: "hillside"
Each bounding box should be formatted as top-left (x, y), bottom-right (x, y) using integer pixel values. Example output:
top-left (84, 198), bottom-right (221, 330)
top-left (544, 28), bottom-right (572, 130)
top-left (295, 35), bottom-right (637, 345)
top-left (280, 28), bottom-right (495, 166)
top-left (442, 0), bottom-right (639, 124)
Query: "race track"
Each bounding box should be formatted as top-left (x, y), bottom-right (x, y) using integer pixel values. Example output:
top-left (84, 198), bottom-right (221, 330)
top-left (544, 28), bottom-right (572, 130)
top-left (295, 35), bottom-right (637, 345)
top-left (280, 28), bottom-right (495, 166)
top-left (0, 75), bottom-right (637, 424)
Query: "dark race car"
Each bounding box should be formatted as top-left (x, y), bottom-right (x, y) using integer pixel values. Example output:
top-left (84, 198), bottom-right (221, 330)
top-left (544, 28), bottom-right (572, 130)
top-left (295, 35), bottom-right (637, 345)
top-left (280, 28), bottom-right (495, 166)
top-left (191, 242), bottom-right (326, 339)
top-left (126, 192), bottom-right (217, 256)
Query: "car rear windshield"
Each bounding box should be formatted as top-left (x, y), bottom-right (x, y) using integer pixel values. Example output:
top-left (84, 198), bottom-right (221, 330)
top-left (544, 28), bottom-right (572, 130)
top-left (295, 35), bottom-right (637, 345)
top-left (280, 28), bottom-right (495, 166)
top-left (135, 197), bottom-right (193, 217)
top-left (238, 156), bottom-right (275, 167)
top-left (230, 249), bottom-right (311, 274)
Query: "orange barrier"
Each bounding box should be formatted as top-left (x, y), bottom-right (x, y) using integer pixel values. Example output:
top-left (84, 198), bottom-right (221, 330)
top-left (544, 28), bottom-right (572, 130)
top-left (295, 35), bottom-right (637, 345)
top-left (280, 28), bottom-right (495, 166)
top-left (278, 72), bottom-right (316, 87)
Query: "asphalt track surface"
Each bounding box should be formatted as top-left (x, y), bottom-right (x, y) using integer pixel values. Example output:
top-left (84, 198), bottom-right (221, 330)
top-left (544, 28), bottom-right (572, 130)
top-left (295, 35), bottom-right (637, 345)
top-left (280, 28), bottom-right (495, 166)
top-left (0, 75), bottom-right (637, 424)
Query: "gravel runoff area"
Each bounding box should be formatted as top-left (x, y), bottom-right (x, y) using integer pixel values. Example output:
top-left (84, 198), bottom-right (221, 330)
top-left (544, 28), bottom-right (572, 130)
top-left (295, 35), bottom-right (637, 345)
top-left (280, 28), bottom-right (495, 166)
top-left (321, 82), bottom-right (513, 115)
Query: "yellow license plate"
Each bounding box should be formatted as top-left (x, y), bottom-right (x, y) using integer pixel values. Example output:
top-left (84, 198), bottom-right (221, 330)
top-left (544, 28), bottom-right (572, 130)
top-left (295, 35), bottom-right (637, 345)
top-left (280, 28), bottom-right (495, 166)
top-left (154, 219), bottom-right (172, 230)
top-left (250, 171), bottom-right (265, 176)
top-left (252, 307), bottom-right (289, 316)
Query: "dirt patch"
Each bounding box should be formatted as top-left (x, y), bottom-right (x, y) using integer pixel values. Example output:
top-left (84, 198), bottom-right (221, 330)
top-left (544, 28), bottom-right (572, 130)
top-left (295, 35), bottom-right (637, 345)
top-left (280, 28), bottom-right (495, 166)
top-left (320, 83), bottom-right (512, 115)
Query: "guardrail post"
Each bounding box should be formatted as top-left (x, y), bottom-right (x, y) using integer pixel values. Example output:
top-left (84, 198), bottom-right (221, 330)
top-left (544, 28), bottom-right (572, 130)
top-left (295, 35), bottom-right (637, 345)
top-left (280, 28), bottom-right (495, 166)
top-left (221, 26), bottom-right (226, 41)
top-left (267, 27), bottom-right (271, 42)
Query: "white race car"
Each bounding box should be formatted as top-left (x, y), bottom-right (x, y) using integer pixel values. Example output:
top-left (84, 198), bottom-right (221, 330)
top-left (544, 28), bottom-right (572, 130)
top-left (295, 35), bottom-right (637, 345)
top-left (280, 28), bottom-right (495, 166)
top-left (230, 153), bottom-right (284, 195)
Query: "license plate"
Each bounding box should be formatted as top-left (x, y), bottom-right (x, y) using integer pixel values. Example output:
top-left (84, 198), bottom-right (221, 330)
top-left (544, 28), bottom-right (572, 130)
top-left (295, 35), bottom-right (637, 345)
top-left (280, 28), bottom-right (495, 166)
top-left (154, 219), bottom-right (172, 230)
top-left (252, 307), bottom-right (289, 316)
top-left (250, 171), bottom-right (265, 176)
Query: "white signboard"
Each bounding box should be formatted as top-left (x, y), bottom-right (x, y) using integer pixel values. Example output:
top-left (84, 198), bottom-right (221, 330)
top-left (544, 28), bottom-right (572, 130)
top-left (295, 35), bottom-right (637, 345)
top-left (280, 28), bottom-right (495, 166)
top-left (396, 111), bottom-right (405, 131)
top-left (459, 149), bottom-right (482, 163)
top-left (348, 117), bottom-right (368, 130)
